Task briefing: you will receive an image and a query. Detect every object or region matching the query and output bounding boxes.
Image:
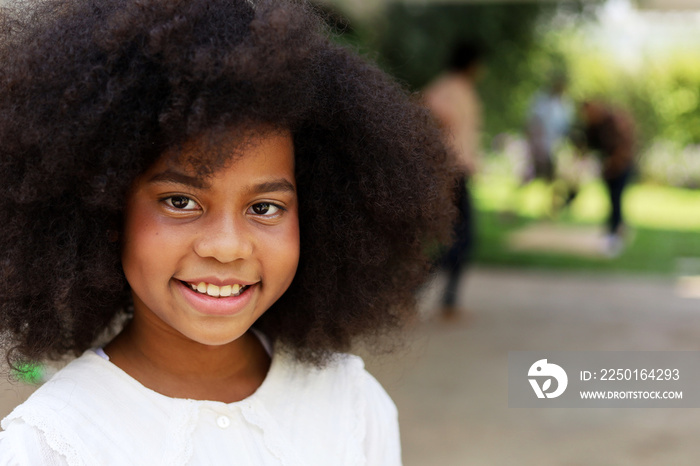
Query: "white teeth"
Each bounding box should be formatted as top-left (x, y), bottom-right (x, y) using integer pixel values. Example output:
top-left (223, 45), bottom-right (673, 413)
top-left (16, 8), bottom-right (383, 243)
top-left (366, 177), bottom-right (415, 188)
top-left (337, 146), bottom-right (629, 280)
top-left (188, 281), bottom-right (246, 298)
top-left (206, 284), bottom-right (220, 297)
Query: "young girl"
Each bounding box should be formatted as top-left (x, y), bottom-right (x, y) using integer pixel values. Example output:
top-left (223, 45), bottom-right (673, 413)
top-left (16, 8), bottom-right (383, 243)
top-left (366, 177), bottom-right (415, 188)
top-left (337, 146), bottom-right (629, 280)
top-left (0, 0), bottom-right (455, 464)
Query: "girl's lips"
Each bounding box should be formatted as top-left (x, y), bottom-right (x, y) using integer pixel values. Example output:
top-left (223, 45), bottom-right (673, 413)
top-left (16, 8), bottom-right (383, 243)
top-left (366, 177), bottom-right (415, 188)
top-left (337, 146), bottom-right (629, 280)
top-left (175, 279), bottom-right (256, 316)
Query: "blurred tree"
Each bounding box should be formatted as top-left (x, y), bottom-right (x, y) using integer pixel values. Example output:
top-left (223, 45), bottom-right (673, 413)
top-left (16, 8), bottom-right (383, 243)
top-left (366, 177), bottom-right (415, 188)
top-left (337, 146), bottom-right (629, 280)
top-left (317, 1), bottom-right (700, 187)
top-left (320, 1), bottom-right (602, 142)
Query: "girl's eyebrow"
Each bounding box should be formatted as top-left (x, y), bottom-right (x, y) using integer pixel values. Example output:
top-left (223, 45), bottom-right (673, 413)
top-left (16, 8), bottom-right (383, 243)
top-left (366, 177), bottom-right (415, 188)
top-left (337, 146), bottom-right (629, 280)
top-left (246, 179), bottom-right (296, 195)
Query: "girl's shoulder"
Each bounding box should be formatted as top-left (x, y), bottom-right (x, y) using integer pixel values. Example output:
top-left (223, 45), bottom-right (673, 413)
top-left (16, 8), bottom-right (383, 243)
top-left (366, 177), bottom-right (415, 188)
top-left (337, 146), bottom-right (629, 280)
top-left (0, 350), bottom-right (179, 465)
top-left (0, 351), bottom-right (108, 465)
top-left (262, 349), bottom-right (400, 464)
top-left (267, 348), bottom-right (395, 411)
top-left (282, 350), bottom-right (387, 394)
top-left (258, 330), bottom-right (395, 413)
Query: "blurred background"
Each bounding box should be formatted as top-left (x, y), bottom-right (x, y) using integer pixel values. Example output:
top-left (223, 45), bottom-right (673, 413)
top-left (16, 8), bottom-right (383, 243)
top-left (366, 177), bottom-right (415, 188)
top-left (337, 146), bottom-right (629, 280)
top-left (311, 0), bottom-right (700, 270)
top-left (3, 0), bottom-right (700, 464)
top-left (312, 0), bottom-right (700, 464)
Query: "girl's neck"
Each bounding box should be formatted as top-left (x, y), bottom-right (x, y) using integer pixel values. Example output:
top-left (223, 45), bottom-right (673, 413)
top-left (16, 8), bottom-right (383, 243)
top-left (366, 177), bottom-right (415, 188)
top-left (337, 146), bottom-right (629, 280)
top-left (104, 314), bottom-right (270, 403)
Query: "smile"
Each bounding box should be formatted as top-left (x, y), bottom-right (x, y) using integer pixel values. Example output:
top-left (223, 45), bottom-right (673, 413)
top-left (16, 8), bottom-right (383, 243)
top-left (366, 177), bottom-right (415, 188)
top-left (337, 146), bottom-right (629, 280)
top-left (183, 281), bottom-right (249, 298)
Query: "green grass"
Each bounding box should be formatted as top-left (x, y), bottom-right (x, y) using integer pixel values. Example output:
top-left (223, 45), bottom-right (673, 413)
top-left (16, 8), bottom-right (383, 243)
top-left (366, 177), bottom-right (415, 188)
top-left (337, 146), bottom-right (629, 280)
top-left (471, 176), bottom-right (700, 275)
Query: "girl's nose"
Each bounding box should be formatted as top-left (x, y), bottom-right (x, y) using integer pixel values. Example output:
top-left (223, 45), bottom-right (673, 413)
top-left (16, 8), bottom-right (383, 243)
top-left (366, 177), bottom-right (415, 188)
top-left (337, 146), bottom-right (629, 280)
top-left (193, 214), bottom-right (253, 263)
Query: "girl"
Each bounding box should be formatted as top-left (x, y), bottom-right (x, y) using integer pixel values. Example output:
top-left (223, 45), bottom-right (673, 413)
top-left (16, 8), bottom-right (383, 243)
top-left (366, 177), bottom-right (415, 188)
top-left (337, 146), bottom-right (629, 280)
top-left (0, 0), bottom-right (455, 464)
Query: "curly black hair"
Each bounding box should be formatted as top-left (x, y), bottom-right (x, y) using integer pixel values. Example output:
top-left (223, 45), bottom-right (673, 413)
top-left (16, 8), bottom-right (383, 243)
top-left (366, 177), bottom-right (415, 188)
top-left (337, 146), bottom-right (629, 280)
top-left (0, 0), bottom-right (456, 367)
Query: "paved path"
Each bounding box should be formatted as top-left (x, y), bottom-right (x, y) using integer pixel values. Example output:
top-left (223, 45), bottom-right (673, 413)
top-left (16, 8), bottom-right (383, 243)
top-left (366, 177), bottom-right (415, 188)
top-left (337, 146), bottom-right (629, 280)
top-left (3, 267), bottom-right (700, 465)
top-left (364, 267), bottom-right (700, 466)
top-left (507, 223), bottom-right (611, 258)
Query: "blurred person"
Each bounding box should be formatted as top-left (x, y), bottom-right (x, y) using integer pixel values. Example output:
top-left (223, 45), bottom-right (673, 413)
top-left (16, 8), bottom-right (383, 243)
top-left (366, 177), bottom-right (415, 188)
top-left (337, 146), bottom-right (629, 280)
top-left (523, 72), bottom-right (575, 214)
top-left (577, 100), bottom-right (636, 256)
top-left (423, 42), bottom-right (485, 319)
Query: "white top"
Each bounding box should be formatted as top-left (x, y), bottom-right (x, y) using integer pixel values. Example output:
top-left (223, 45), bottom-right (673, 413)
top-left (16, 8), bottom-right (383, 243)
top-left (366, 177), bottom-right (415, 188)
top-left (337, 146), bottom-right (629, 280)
top-left (527, 91), bottom-right (573, 153)
top-left (0, 348), bottom-right (401, 465)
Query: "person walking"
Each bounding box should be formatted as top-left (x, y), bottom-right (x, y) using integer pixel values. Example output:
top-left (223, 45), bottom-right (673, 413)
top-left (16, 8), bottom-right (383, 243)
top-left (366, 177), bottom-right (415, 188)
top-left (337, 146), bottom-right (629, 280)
top-left (423, 42), bottom-right (485, 319)
top-left (578, 100), bottom-right (636, 256)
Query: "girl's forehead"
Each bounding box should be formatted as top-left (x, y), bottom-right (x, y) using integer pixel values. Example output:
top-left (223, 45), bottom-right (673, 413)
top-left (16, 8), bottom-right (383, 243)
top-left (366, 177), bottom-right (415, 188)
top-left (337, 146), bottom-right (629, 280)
top-left (154, 126), bottom-right (293, 177)
top-left (137, 130), bottom-right (296, 193)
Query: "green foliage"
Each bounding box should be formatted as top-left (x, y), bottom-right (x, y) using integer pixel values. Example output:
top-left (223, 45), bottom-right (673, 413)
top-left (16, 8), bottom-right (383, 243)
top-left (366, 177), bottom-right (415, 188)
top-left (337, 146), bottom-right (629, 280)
top-left (325, 1), bottom-right (601, 142)
top-left (550, 31), bottom-right (700, 185)
top-left (367, 2), bottom-right (556, 140)
top-left (640, 54), bottom-right (700, 147)
top-left (559, 33), bottom-right (700, 150)
top-left (369, 3), bottom-right (544, 87)
top-left (323, 1), bottom-right (700, 186)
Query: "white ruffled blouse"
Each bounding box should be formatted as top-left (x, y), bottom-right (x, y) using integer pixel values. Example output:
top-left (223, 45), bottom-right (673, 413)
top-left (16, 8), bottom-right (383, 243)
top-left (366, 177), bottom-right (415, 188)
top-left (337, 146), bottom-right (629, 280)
top-left (0, 348), bottom-right (401, 465)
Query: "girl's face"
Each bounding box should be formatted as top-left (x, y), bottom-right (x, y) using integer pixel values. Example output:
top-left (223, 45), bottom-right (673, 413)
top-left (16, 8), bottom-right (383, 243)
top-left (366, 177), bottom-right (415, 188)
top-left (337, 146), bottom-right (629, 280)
top-left (121, 130), bottom-right (299, 346)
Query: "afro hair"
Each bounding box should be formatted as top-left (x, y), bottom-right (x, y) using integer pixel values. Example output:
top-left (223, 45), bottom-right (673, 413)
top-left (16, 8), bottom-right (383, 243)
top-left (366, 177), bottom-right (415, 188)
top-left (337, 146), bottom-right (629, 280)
top-left (0, 0), bottom-right (457, 366)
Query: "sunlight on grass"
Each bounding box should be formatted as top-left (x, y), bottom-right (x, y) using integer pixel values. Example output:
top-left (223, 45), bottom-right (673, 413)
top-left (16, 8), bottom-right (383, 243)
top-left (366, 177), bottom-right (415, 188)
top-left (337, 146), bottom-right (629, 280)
top-left (568, 183), bottom-right (607, 224)
top-left (474, 176), bottom-right (518, 212)
top-left (625, 184), bottom-right (700, 231)
top-left (475, 175), bottom-right (700, 231)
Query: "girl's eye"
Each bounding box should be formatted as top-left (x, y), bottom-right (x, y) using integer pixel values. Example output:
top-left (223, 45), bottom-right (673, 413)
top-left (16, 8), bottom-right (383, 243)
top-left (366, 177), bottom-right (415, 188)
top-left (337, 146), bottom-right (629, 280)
top-left (250, 202), bottom-right (281, 216)
top-left (164, 196), bottom-right (200, 211)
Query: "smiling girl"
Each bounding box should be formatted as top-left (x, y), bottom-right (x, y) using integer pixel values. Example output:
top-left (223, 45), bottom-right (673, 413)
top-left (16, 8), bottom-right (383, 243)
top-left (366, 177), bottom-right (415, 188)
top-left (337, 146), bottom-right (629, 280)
top-left (0, 0), bottom-right (455, 464)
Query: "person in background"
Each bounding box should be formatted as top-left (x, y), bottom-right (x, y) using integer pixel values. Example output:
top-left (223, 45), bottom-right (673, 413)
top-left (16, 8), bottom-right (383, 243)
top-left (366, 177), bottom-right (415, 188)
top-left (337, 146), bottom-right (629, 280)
top-left (525, 72), bottom-right (574, 183)
top-left (423, 42), bottom-right (485, 320)
top-left (577, 100), bottom-right (636, 256)
top-left (524, 72), bottom-right (575, 213)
